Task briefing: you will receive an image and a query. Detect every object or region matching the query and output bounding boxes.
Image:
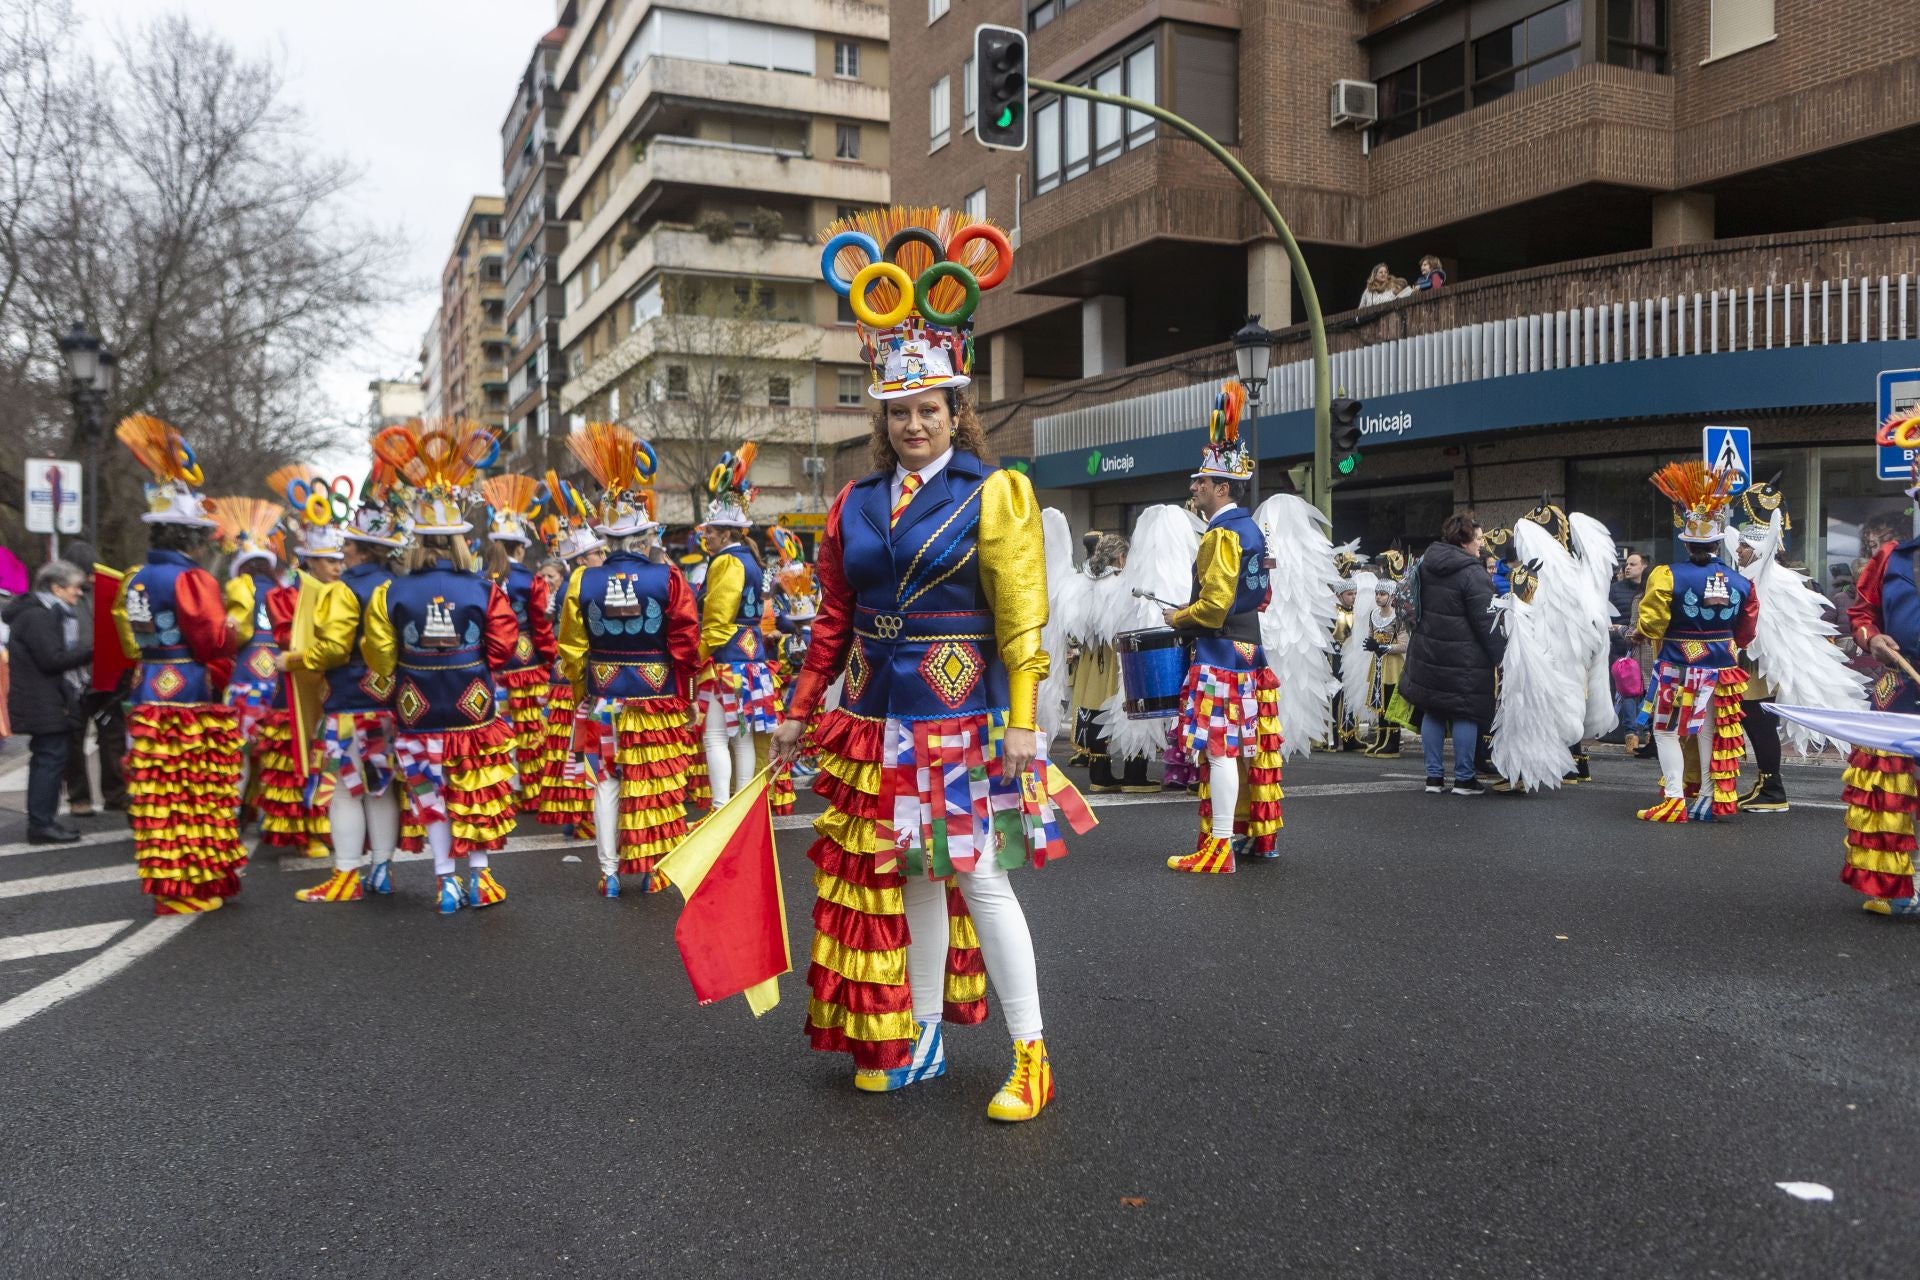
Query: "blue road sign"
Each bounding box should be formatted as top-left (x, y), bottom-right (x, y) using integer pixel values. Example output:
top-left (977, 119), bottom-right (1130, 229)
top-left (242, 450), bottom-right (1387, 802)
top-left (1876, 368), bottom-right (1920, 482)
top-left (1701, 425), bottom-right (1751, 495)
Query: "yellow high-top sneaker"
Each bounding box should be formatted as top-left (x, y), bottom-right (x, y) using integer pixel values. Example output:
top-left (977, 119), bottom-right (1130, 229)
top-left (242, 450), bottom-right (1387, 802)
top-left (293, 868), bottom-right (364, 903)
top-left (986, 1037), bottom-right (1055, 1122)
top-left (1167, 835), bottom-right (1235, 874)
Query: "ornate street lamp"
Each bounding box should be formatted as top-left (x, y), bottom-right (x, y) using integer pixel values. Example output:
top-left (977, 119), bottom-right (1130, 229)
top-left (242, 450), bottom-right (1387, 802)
top-left (57, 321), bottom-right (116, 538)
top-left (1231, 314), bottom-right (1274, 509)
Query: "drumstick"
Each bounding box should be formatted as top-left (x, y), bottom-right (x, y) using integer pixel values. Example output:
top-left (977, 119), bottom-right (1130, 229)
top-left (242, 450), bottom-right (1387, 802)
top-left (1131, 588), bottom-right (1180, 610)
top-left (1888, 647), bottom-right (1920, 688)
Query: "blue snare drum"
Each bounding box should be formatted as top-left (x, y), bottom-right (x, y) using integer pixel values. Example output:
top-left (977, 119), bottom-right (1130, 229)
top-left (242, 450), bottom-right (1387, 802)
top-left (1117, 627), bottom-right (1190, 719)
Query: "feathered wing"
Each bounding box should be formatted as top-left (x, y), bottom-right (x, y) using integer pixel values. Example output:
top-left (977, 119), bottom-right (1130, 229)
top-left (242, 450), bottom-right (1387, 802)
top-left (1341, 570), bottom-right (1378, 726)
top-left (1254, 494), bottom-right (1340, 759)
top-left (1054, 564), bottom-right (1094, 648)
top-left (1743, 510), bottom-right (1868, 751)
top-left (1568, 511), bottom-right (1621, 738)
top-left (1489, 595), bottom-right (1575, 789)
top-left (1035, 507), bottom-right (1077, 744)
top-left (1097, 504), bottom-right (1201, 762)
top-left (1512, 521), bottom-right (1590, 745)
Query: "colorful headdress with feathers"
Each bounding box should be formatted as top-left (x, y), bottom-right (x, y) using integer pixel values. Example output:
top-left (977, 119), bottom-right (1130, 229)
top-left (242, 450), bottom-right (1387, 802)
top-left (705, 442), bottom-right (757, 528)
top-left (819, 205), bottom-right (1012, 400)
top-left (210, 496), bottom-right (287, 572)
top-left (767, 524), bottom-right (818, 621)
top-left (268, 464), bottom-right (350, 560)
top-left (539, 467), bottom-right (606, 559)
top-left (1650, 460), bottom-right (1738, 544)
top-left (479, 474), bottom-right (540, 545)
top-left (1193, 380), bottom-right (1253, 481)
top-left (370, 418), bottom-right (500, 535)
top-left (567, 422), bottom-right (659, 539)
top-left (1876, 412), bottom-right (1920, 496)
top-left (1736, 471), bottom-right (1790, 539)
top-left (117, 414), bottom-right (217, 527)
top-left (343, 460), bottom-right (410, 549)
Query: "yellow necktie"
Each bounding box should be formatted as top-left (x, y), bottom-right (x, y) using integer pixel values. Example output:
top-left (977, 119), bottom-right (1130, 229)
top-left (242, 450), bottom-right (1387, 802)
top-left (891, 472), bottom-right (922, 528)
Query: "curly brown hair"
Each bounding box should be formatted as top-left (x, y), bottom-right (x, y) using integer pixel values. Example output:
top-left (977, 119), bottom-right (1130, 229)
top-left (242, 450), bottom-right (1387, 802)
top-left (866, 388), bottom-right (989, 474)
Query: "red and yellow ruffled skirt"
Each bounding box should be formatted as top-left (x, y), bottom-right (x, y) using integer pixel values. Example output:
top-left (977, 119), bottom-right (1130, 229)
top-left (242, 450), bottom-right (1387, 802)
top-left (393, 717), bottom-right (519, 856)
top-left (604, 695), bottom-right (694, 882)
top-left (126, 703), bottom-right (247, 901)
top-left (499, 663), bottom-right (551, 813)
top-left (253, 707), bottom-right (329, 850)
top-left (1841, 748), bottom-right (1916, 899)
top-left (1189, 666), bottom-right (1285, 855)
top-left (804, 710), bottom-right (987, 1072)
top-left (537, 678), bottom-right (594, 834)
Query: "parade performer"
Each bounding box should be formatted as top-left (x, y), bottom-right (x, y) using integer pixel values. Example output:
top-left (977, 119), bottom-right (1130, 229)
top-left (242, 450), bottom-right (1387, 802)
top-left (770, 205), bottom-right (1093, 1121)
top-left (535, 475), bottom-right (608, 839)
top-left (285, 478), bottom-right (411, 902)
top-left (1359, 561), bottom-right (1409, 758)
top-left (1162, 381), bottom-right (1283, 872)
top-left (557, 423), bottom-right (700, 898)
top-left (1327, 553), bottom-right (1364, 750)
top-left (480, 474), bottom-right (557, 814)
top-left (1634, 463), bottom-right (1757, 823)
top-left (112, 415), bottom-right (247, 913)
top-left (362, 420), bottom-right (520, 913)
top-left (1501, 501), bottom-right (1616, 789)
top-left (767, 524), bottom-right (821, 687)
top-left (694, 446), bottom-right (787, 811)
top-left (1252, 492), bottom-right (1343, 762)
top-left (1068, 530), bottom-right (1149, 791)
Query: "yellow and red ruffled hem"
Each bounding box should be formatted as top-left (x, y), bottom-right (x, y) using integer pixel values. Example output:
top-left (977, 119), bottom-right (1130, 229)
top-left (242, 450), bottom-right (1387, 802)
top-left (1841, 746), bottom-right (1917, 898)
top-left (1195, 668), bottom-right (1285, 853)
top-left (127, 704), bottom-right (247, 898)
top-left (500, 665), bottom-right (551, 812)
top-left (614, 697), bottom-right (694, 876)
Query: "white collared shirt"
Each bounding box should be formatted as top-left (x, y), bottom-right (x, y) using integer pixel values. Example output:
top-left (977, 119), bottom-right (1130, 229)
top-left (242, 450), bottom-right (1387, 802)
top-left (1207, 503), bottom-right (1245, 529)
top-left (891, 446), bottom-right (954, 512)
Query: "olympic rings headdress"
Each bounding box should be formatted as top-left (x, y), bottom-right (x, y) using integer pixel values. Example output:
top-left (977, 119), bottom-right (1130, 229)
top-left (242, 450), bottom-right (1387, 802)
top-left (478, 474), bottom-right (541, 546)
top-left (209, 496), bottom-right (289, 573)
top-left (343, 460), bottom-right (411, 550)
top-left (819, 205), bottom-right (1013, 401)
top-left (1877, 411), bottom-right (1920, 496)
top-left (370, 418), bottom-right (501, 536)
top-left (566, 422), bottom-right (660, 539)
top-left (704, 442), bottom-right (757, 528)
top-left (116, 414), bottom-right (218, 528)
top-left (1192, 379), bottom-right (1253, 482)
top-left (268, 464), bottom-right (351, 560)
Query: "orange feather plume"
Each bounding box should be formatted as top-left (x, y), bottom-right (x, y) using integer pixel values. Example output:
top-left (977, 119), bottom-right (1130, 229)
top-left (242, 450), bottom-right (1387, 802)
top-left (820, 205), bottom-right (1005, 317)
top-left (568, 421), bottom-right (644, 496)
top-left (371, 418), bottom-right (498, 493)
top-left (479, 473), bottom-right (539, 517)
top-left (265, 463), bottom-right (326, 500)
top-left (1649, 460), bottom-right (1736, 512)
top-left (208, 497), bottom-right (287, 552)
top-left (115, 414), bottom-right (196, 484)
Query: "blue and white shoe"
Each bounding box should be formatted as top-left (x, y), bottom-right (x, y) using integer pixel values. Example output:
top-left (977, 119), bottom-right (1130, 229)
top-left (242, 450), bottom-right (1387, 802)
top-left (1864, 895), bottom-right (1920, 918)
top-left (436, 872), bottom-right (467, 915)
top-left (1685, 793), bottom-right (1716, 823)
top-left (598, 873), bottom-right (620, 899)
top-left (363, 860), bottom-right (393, 896)
top-left (852, 1019), bottom-right (947, 1093)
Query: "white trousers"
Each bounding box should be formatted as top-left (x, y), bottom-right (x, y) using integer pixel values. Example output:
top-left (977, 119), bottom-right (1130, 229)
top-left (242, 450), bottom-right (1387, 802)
top-left (427, 818), bottom-right (488, 877)
top-left (903, 862), bottom-right (1043, 1042)
top-left (324, 736), bottom-right (398, 873)
top-left (593, 778), bottom-right (621, 877)
top-left (1207, 753), bottom-right (1239, 839)
top-left (1654, 685), bottom-right (1716, 800)
top-left (700, 690), bottom-right (756, 806)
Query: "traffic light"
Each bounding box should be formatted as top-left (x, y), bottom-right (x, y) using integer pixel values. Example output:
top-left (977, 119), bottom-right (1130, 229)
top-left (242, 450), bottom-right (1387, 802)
top-left (974, 24), bottom-right (1029, 151)
top-left (1331, 395), bottom-right (1363, 476)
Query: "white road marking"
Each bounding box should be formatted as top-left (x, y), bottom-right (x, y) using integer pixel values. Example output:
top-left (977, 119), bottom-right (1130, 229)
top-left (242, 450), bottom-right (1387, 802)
top-left (0, 920), bottom-right (134, 963)
top-left (0, 829), bottom-right (135, 859)
top-left (0, 865), bottom-right (138, 899)
top-left (0, 916), bottom-right (197, 1035)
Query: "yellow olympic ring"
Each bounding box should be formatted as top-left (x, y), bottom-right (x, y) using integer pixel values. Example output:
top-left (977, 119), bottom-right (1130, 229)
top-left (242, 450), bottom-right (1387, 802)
top-left (848, 262), bottom-right (915, 329)
top-left (305, 492), bottom-right (332, 525)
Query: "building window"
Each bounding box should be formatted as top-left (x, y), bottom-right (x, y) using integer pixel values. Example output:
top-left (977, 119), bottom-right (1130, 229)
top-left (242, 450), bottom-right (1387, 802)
top-left (837, 371), bottom-right (862, 406)
top-left (1028, 0), bottom-right (1079, 32)
top-left (835, 124), bottom-right (861, 160)
top-left (964, 186), bottom-right (987, 220)
top-left (570, 350), bottom-right (586, 377)
top-left (1374, 48), bottom-right (1466, 143)
top-left (1032, 30), bottom-right (1166, 196)
top-left (928, 0), bottom-right (948, 24)
top-left (587, 258), bottom-right (601, 293)
top-left (1707, 0), bottom-right (1773, 61)
top-left (834, 40), bottom-right (859, 78)
top-left (717, 373), bottom-right (741, 403)
top-left (665, 365), bottom-right (689, 400)
top-left (929, 76), bottom-right (951, 151)
top-left (768, 375), bottom-right (791, 406)
top-left (1606, 0), bottom-right (1669, 71)
top-left (1471, 0), bottom-right (1581, 106)
top-left (836, 292), bottom-right (856, 324)
top-left (1034, 99), bottom-right (1060, 193)
top-left (963, 56), bottom-right (976, 132)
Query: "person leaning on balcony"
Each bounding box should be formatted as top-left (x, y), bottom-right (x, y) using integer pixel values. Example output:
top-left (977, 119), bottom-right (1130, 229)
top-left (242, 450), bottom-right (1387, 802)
top-left (1360, 262), bottom-right (1413, 308)
top-left (1415, 255), bottom-right (1447, 292)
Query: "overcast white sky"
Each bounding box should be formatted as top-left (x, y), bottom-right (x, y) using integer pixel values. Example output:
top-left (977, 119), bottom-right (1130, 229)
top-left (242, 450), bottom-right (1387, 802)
top-left (74, 0), bottom-right (554, 475)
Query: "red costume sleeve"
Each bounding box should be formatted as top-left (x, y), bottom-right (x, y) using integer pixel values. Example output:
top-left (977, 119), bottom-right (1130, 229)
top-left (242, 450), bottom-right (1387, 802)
top-left (666, 565), bottom-right (701, 703)
top-left (176, 567), bottom-right (238, 664)
top-left (266, 583), bottom-right (299, 648)
top-left (527, 573), bottom-right (557, 663)
top-left (1734, 582), bottom-right (1759, 650)
top-left (786, 483), bottom-right (856, 721)
top-left (1849, 541), bottom-right (1894, 648)
top-left (483, 583), bottom-right (518, 672)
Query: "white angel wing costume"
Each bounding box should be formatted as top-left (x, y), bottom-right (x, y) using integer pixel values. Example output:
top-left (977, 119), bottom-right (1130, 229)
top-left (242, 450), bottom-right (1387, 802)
top-left (1096, 504), bottom-right (1201, 762)
top-left (1740, 510), bottom-right (1868, 751)
top-left (1568, 512), bottom-right (1621, 739)
top-left (1253, 494), bottom-right (1341, 759)
top-left (1511, 520), bottom-right (1590, 748)
top-left (1490, 587), bottom-right (1577, 789)
top-left (1036, 507), bottom-right (1076, 744)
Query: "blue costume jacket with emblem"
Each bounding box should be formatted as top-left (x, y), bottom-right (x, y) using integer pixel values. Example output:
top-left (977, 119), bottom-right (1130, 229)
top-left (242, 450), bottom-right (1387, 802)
top-left (114, 549), bottom-right (242, 707)
top-left (1638, 557), bottom-right (1758, 672)
top-left (362, 561), bottom-right (518, 733)
top-left (559, 551), bottom-right (701, 703)
top-left (226, 572), bottom-right (285, 708)
top-left (698, 543), bottom-right (769, 666)
top-left (1172, 504), bottom-right (1270, 673)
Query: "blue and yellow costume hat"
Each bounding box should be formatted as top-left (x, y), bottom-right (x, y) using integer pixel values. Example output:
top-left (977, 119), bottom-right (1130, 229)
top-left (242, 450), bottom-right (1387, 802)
top-left (567, 422), bottom-right (659, 539)
top-left (1650, 460), bottom-right (1737, 545)
top-left (705, 444), bottom-right (757, 528)
top-left (117, 414), bottom-right (217, 528)
top-left (269, 464), bottom-right (352, 561)
top-left (370, 418), bottom-right (500, 536)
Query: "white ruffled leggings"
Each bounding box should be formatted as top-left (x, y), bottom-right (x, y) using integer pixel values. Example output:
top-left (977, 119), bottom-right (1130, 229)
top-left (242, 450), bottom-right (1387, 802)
top-left (1207, 753), bottom-right (1239, 839)
top-left (700, 689), bottom-right (757, 806)
top-left (1654, 685), bottom-right (1717, 800)
top-left (324, 734), bottom-right (398, 873)
top-left (903, 862), bottom-right (1043, 1043)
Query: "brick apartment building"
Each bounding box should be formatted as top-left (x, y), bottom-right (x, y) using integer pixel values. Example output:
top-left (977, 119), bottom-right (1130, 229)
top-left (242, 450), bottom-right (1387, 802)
top-left (887, 0), bottom-right (1920, 584)
top-left (501, 20), bottom-right (576, 472)
top-left (437, 196), bottom-right (510, 434)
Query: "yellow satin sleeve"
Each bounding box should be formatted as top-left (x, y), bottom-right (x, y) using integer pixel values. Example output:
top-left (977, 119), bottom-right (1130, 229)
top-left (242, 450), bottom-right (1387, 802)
top-left (292, 579), bottom-right (358, 673)
top-left (1170, 526), bottom-right (1242, 632)
top-left (699, 552), bottom-right (744, 660)
top-left (557, 567), bottom-right (589, 695)
top-left (112, 573), bottom-right (138, 661)
top-left (223, 575), bottom-right (257, 647)
top-left (1636, 563), bottom-right (1673, 644)
top-left (360, 580), bottom-right (397, 679)
top-left (976, 467), bottom-right (1050, 731)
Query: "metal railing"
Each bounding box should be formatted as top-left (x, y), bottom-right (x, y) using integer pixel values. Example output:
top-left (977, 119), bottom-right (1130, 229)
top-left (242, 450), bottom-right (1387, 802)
top-left (1033, 273), bottom-right (1920, 457)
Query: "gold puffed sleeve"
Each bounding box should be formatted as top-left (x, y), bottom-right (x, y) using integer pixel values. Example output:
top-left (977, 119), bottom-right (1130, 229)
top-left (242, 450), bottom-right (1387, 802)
top-left (112, 573), bottom-right (139, 661)
top-left (699, 552), bottom-right (745, 660)
top-left (223, 574), bottom-right (257, 647)
top-left (360, 580), bottom-right (397, 679)
top-left (557, 566), bottom-right (590, 695)
top-left (1636, 563), bottom-right (1674, 645)
top-left (975, 467), bottom-right (1050, 731)
top-left (1170, 526), bottom-right (1243, 632)
top-left (288, 579), bottom-right (357, 672)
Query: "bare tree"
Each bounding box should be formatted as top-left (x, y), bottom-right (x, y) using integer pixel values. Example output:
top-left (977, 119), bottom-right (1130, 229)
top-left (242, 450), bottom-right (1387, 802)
top-left (0, 4), bottom-right (404, 562)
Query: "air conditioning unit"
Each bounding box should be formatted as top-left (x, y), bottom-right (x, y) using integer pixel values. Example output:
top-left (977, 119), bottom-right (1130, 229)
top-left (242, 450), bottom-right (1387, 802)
top-left (1330, 79), bottom-right (1378, 129)
top-left (801, 456), bottom-right (827, 479)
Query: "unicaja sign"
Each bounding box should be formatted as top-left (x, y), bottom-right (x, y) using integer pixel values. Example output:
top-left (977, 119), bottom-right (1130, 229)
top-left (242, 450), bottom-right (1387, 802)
top-left (1361, 411), bottom-right (1414, 437)
top-left (1085, 449), bottom-right (1136, 476)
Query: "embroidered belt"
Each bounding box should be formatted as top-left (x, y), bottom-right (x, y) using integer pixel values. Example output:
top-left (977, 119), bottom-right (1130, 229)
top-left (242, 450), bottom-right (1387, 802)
top-left (855, 607), bottom-right (993, 644)
top-left (398, 644), bottom-right (482, 671)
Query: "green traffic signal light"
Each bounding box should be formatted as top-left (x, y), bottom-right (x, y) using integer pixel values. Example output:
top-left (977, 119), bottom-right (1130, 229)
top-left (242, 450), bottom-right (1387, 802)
top-left (1337, 452), bottom-right (1361, 476)
top-left (996, 105), bottom-right (1017, 128)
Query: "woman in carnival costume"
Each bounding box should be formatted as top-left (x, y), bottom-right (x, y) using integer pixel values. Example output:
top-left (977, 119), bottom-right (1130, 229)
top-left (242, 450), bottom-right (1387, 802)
top-left (284, 471), bottom-right (412, 903)
top-left (1633, 462), bottom-right (1758, 823)
top-left (535, 474), bottom-right (609, 841)
top-left (770, 206), bottom-right (1093, 1122)
top-left (557, 423), bottom-right (700, 898)
top-left (1161, 381), bottom-right (1284, 873)
top-left (767, 524), bottom-right (824, 778)
top-left (479, 474), bottom-right (558, 814)
top-left (111, 416), bottom-right (248, 914)
top-left (1359, 553), bottom-right (1411, 758)
top-left (361, 420), bottom-right (521, 913)
top-left (694, 445), bottom-right (791, 812)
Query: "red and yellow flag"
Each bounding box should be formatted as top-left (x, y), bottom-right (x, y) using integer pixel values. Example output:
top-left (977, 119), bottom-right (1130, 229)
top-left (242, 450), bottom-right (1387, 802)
top-left (656, 766), bottom-right (791, 1016)
top-left (91, 564), bottom-right (133, 694)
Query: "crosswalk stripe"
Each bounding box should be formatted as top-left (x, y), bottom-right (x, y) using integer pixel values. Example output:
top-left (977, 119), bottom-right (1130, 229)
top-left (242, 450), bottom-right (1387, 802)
top-left (0, 829), bottom-right (134, 859)
top-left (0, 917), bottom-right (197, 1035)
top-left (0, 920), bottom-right (134, 963)
top-left (0, 865), bottom-right (138, 899)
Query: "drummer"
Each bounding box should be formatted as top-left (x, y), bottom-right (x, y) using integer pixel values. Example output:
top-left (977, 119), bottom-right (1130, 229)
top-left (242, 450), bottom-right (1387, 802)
top-left (1160, 381), bottom-right (1283, 874)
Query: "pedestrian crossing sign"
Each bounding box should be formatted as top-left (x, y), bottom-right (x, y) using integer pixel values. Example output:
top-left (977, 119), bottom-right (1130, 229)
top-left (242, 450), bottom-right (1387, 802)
top-left (1701, 425), bottom-right (1750, 495)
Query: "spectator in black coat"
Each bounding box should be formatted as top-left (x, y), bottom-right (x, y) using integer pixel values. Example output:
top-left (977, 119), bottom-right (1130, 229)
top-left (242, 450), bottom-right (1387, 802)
top-left (1399, 512), bottom-right (1506, 795)
top-left (5, 559), bottom-right (92, 842)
